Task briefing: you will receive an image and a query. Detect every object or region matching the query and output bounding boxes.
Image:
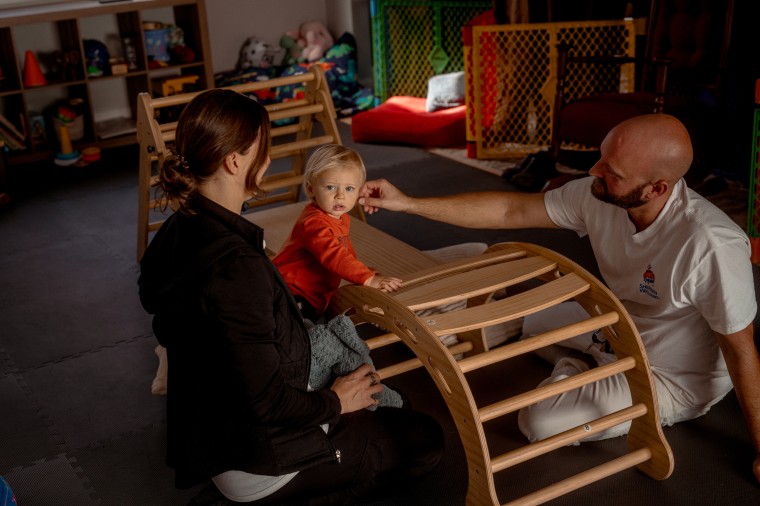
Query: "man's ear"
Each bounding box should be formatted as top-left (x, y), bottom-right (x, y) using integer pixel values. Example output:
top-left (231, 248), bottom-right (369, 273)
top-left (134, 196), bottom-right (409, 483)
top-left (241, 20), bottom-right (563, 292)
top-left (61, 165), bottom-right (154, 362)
top-left (647, 180), bottom-right (669, 199)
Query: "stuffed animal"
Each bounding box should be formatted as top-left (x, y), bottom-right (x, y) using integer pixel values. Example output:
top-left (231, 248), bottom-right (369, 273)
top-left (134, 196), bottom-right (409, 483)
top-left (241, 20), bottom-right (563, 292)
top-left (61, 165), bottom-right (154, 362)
top-left (307, 315), bottom-right (403, 410)
top-left (237, 37), bottom-right (283, 70)
top-left (279, 21), bottom-right (333, 64)
top-left (279, 32), bottom-right (303, 66)
top-left (297, 21), bottom-right (334, 62)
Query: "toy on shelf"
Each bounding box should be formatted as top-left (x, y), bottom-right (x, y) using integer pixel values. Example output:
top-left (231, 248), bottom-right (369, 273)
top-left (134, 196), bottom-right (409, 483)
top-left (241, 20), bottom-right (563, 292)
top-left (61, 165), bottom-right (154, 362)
top-left (53, 50), bottom-right (81, 81)
top-left (81, 146), bottom-right (101, 163)
top-left (83, 39), bottom-right (110, 77)
top-left (144, 22), bottom-right (170, 67)
top-left (52, 99), bottom-right (84, 142)
top-left (23, 50), bottom-right (47, 87)
top-left (54, 125), bottom-right (80, 166)
top-left (144, 22), bottom-right (195, 69)
top-left (168, 25), bottom-right (195, 64)
top-left (151, 75), bottom-right (199, 97)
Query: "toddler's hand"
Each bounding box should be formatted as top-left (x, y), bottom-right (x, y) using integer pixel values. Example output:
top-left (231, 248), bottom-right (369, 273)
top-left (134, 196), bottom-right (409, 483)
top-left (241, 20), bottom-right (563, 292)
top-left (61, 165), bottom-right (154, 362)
top-left (365, 275), bottom-right (403, 293)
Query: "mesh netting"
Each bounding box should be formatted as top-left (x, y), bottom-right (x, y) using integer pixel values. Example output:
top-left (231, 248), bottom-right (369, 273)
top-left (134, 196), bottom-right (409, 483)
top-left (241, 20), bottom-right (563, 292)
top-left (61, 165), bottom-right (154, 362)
top-left (468, 20), bottom-right (635, 160)
top-left (372, 0), bottom-right (491, 103)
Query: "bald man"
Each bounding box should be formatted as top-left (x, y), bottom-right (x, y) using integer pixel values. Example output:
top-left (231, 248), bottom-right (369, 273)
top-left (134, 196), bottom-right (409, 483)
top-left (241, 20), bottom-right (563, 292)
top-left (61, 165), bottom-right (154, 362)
top-left (359, 114), bottom-right (760, 483)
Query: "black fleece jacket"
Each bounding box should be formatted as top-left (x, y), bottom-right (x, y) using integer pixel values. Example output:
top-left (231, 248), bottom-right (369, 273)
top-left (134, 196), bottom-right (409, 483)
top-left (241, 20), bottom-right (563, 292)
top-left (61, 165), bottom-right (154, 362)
top-left (138, 194), bottom-right (341, 489)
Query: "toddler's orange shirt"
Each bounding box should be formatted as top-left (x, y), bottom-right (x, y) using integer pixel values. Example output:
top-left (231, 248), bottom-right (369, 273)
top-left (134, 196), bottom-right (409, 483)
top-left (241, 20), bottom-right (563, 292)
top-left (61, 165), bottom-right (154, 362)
top-left (273, 203), bottom-right (375, 314)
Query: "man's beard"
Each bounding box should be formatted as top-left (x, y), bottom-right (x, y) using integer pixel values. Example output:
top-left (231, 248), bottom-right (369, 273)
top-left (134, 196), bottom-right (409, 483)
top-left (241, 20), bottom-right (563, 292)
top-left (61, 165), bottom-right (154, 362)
top-left (590, 178), bottom-right (648, 209)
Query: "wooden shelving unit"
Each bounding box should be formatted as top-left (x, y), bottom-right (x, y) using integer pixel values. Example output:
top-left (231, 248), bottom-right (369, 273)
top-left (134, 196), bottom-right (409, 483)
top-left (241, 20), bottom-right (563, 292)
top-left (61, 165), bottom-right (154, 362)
top-left (0, 0), bottom-right (213, 166)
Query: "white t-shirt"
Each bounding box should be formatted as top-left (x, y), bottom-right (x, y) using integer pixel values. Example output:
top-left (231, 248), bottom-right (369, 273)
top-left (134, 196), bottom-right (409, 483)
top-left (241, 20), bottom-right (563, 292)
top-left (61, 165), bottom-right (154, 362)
top-left (212, 418), bottom-right (330, 502)
top-left (544, 177), bottom-right (756, 411)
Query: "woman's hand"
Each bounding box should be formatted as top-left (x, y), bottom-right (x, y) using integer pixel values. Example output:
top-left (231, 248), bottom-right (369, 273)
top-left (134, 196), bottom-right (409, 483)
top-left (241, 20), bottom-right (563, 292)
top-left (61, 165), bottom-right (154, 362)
top-left (331, 363), bottom-right (384, 414)
top-left (364, 275), bottom-right (403, 293)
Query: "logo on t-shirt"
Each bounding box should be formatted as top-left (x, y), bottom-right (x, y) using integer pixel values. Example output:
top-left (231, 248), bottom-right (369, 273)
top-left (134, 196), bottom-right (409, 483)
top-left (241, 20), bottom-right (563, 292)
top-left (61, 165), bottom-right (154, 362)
top-left (639, 264), bottom-right (660, 299)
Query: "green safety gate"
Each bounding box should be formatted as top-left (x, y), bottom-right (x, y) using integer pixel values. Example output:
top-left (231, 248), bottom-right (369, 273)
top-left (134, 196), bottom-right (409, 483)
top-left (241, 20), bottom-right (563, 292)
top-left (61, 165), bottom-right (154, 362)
top-left (370, 0), bottom-right (491, 104)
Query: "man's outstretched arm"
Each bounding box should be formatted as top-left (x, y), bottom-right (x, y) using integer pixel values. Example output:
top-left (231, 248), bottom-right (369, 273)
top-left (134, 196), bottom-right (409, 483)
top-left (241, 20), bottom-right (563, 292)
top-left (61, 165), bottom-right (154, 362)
top-left (359, 178), bottom-right (557, 230)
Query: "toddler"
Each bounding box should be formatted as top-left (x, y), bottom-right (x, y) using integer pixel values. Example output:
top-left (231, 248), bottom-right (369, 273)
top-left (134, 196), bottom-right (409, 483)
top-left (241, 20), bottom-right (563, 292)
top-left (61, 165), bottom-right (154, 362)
top-left (273, 144), bottom-right (402, 320)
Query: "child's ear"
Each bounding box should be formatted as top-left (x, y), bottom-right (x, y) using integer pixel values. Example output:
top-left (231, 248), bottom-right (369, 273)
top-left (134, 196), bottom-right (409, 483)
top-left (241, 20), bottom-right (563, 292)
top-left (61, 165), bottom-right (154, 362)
top-left (304, 181), bottom-right (315, 199)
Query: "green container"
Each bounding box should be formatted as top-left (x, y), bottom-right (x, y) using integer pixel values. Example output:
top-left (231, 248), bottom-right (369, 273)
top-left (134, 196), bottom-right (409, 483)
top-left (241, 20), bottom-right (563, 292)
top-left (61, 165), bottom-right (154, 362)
top-left (370, 0), bottom-right (491, 104)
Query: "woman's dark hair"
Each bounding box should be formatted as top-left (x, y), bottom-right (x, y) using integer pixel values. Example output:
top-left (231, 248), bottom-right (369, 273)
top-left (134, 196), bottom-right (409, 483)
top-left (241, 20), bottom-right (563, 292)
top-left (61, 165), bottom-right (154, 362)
top-left (155, 88), bottom-right (271, 214)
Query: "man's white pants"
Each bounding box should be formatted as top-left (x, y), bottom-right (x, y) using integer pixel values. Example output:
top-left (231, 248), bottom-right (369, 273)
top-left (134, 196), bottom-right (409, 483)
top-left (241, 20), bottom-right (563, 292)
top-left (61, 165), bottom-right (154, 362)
top-left (517, 302), bottom-right (683, 442)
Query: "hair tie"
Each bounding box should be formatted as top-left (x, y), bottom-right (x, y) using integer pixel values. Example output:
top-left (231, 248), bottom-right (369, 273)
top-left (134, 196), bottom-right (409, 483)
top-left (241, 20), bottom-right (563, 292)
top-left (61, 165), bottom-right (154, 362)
top-left (178, 155), bottom-right (189, 169)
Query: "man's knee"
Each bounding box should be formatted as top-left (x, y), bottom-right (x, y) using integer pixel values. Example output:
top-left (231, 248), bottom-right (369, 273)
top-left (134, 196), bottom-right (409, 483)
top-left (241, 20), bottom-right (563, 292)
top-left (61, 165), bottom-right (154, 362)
top-left (518, 402), bottom-right (562, 442)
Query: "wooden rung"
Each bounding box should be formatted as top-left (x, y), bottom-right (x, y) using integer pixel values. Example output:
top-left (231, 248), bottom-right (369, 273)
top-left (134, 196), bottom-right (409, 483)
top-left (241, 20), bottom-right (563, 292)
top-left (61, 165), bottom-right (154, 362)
top-left (244, 192), bottom-right (296, 209)
top-left (148, 221), bottom-right (162, 232)
top-left (403, 247), bottom-right (526, 286)
top-left (270, 135), bottom-right (335, 158)
top-left (161, 130), bottom-right (175, 143)
top-left (458, 312), bottom-right (620, 373)
top-left (163, 111), bottom-right (314, 143)
top-left (478, 356), bottom-right (637, 421)
top-left (265, 98), bottom-right (309, 113)
top-left (271, 123), bottom-right (305, 138)
top-left (231, 72), bottom-right (315, 94)
top-left (491, 403), bottom-right (648, 472)
top-left (503, 448), bottom-right (652, 506)
top-left (376, 341), bottom-right (473, 380)
top-left (268, 103), bottom-right (323, 122)
top-left (159, 121), bottom-right (176, 132)
top-left (261, 174), bottom-right (304, 192)
top-left (396, 256), bottom-right (557, 311)
top-left (149, 175), bottom-right (159, 185)
top-left (366, 332), bottom-right (401, 350)
top-left (147, 72), bottom-right (317, 110)
top-left (425, 273), bottom-right (590, 336)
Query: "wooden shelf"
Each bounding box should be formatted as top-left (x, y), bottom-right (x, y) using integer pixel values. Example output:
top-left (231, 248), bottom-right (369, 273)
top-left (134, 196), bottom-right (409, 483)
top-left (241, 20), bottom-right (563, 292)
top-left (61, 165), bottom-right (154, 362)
top-left (0, 0), bottom-right (213, 166)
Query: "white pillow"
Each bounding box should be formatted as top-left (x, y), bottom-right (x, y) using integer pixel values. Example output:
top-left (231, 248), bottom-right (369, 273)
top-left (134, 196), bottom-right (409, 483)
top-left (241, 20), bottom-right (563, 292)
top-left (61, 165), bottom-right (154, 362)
top-left (426, 71), bottom-right (465, 112)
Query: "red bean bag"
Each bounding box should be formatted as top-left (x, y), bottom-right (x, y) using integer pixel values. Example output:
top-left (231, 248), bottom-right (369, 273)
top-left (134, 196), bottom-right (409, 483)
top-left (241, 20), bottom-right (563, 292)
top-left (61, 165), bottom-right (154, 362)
top-left (351, 96), bottom-right (466, 148)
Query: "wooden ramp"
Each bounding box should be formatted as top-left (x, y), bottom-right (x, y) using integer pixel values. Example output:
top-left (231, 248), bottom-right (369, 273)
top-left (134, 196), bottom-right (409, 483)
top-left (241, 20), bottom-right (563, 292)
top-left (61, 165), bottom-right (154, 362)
top-left (332, 241), bottom-right (673, 505)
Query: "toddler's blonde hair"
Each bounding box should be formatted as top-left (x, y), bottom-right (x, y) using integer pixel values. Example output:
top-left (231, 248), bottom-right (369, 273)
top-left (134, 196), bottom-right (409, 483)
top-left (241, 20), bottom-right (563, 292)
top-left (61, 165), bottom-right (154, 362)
top-left (303, 144), bottom-right (366, 196)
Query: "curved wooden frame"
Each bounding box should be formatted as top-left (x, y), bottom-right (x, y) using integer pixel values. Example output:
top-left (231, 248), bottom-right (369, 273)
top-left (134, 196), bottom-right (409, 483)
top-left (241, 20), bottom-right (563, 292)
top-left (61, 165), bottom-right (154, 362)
top-left (332, 241), bottom-right (673, 505)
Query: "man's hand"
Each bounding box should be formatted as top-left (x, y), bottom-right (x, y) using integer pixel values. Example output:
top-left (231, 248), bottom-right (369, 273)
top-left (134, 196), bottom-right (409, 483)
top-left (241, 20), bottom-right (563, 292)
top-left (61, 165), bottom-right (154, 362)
top-left (359, 179), bottom-right (410, 215)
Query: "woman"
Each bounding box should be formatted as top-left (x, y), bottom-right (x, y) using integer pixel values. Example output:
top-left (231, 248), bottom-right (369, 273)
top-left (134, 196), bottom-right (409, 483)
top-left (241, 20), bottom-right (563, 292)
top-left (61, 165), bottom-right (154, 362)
top-left (138, 89), bottom-right (444, 504)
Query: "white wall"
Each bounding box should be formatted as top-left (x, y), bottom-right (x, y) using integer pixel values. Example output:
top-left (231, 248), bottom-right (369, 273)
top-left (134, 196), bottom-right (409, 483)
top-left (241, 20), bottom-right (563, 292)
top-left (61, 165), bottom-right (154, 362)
top-left (208, 0), bottom-right (327, 72)
top-left (325, 0), bottom-right (372, 88)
